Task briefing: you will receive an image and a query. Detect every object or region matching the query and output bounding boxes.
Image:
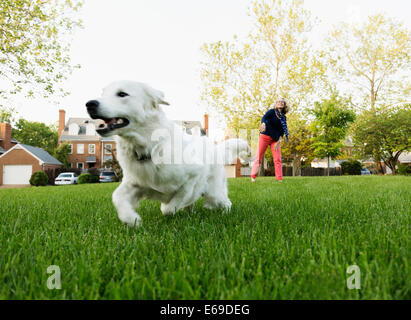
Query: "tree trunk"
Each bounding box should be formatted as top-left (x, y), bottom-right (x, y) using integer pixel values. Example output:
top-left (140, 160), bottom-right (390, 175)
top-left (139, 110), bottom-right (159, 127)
top-left (390, 160), bottom-right (396, 175)
top-left (370, 84), bottom-right (376, 113)
top-left (327, 156), bottom-right (330, 176)
top-left (374, 152), bottom-right (383, 174)
top-left (292, 158), bottom-right (297, 176)
top-left (292, 157), bottom-right (302, 176)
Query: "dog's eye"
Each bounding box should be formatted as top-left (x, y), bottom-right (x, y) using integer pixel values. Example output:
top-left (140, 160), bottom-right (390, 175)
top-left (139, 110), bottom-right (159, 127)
top-left (117, 91), bottom-right (129, 98)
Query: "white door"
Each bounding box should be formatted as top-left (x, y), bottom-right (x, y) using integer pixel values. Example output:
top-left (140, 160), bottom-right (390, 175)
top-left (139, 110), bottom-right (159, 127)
top-left (3, 165), bottom-right (33, 185)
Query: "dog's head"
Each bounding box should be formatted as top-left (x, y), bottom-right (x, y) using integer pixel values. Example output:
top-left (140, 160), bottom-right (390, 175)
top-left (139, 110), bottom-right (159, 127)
top-left (86, 80), bottom-right (169, 137)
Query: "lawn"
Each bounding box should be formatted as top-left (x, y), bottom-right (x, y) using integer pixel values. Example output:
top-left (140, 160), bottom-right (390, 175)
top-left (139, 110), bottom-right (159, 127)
top-left (0, 176), bottom-right (410, 299)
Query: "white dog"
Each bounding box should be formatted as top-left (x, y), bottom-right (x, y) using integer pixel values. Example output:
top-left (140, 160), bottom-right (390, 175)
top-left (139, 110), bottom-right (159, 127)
top-left (86, 80), bottom-right (250, 227)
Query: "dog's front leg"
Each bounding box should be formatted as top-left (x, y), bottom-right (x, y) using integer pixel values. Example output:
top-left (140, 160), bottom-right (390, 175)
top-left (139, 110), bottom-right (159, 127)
top-left (112, 182), bottom-right (142, 227)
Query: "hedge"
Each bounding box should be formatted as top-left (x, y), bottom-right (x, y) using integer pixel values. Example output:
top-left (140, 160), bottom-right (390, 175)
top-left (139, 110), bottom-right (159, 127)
top-left (341, 160), bottom-right (362, 175)
top-left (78, 173), bottom-right (99, 184)
top-left (397, 164), bottom-right (411, 176)
top-left (29, 171), bottom-right (49, 186)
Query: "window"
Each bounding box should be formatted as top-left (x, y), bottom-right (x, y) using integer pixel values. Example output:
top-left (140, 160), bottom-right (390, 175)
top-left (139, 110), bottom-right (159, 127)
top-left (77, 162), bottom-right (84, 169)
top-left (69, 144), bottom-right (73, 154)
top-left (105, 144), bottom-right (112, 154)
top-left (77, 144), bottom-right (84, 154)
top-left (69, 163), bottom-right (72, 168)
top-left (88, 144), bottom-right (95, 154)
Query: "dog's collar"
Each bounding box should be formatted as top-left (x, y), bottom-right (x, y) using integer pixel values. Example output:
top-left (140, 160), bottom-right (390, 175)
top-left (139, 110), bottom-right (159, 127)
top-left (135, 151), bottom-right (151, 162)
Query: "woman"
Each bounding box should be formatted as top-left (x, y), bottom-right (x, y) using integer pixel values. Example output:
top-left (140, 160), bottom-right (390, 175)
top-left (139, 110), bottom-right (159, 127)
top-left (251, 98), bottom-right (289, 182)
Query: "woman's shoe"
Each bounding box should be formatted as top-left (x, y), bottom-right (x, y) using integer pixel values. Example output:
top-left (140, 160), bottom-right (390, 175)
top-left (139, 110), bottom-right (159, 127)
top-left (251, 177), bottom-right (256, 182)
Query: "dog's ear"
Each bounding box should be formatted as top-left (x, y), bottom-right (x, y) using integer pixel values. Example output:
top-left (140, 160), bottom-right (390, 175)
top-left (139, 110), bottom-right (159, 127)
top-left (145, 86), bottom-right (170, 107)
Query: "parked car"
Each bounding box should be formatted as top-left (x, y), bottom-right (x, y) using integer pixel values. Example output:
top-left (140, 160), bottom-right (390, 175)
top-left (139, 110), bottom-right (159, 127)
top-left (99, 171), bottom-right (116, 182)
top-left (361, 168), bottom-right (371, 175)
top-left (55, 172), bottom-right (78, 185)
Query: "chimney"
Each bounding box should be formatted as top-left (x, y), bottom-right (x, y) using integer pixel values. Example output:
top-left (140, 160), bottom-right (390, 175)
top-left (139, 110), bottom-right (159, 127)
top-left (0, 123), bottom-right (12, 151)
top-left (203, 113), bottom-right (209, 136)
top-left (58, 109), bottom-right (66, 138)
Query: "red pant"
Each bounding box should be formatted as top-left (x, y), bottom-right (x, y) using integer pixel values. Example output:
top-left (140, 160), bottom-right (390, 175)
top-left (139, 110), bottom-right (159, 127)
top-left (251, 134), bottom-right (283, 180)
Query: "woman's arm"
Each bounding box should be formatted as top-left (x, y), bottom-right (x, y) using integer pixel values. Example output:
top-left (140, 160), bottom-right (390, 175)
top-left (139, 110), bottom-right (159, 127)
top-left (274, 137), bottom-right (281, 150)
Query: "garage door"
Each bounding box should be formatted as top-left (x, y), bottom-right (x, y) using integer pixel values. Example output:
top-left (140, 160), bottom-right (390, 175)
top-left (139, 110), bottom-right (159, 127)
top-left (3, 165), bottom-right (33, 185)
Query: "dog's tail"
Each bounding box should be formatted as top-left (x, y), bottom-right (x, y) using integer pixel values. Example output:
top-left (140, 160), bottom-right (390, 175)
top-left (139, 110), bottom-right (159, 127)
top-left (216, 138), bottom-right (252, 166)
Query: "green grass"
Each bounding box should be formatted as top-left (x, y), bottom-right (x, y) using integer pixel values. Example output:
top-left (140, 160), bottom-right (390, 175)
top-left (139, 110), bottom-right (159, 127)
top-left (0, 176), bottom-right (410, 299)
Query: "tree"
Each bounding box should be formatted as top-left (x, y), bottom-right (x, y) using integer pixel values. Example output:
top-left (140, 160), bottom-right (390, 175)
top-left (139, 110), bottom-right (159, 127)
top-left (53, 142), bottom-right (71, 168)
top-left (0, 0), bottom-right (83, 101)
top-left (280, 113), bottom-right (315, 176)
top-left (310, 94), bottom-right (356, 176)
top-left (350, 105), bottom-right (411, 175)
top-left (200, 0), bottom-right (324, 132)
top-left (12, 119), bottom-right (58, 155)
top-left (103, 148), bottom-right (123, 182)
top-left (327, 14), bottom-right (411, 112)
top-left (0, 106), bottom-right (17, 123)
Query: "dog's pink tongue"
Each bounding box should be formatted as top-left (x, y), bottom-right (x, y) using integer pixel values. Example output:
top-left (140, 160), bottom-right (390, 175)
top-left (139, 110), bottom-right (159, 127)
top-left (107, 118), bottom-right (117, 125)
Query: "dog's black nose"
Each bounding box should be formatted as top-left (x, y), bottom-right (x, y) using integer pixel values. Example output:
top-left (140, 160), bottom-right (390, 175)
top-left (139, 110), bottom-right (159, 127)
top-left (86, 100), bottom-right (99, 110)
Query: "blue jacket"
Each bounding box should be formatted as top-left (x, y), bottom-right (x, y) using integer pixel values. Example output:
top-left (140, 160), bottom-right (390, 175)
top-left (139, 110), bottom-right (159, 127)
top-left (261, 109), bottom-right (289, 142)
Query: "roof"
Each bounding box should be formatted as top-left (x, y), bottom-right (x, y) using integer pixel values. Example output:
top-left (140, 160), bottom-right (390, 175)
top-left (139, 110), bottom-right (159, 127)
top-left (101, 136), bottom-right (116, 142)
top-left (174, 120), bottom-right (206, 136)
top-left (59, 117), bottom-right (101, 142)
top-left (20, 144), bottom-right (63, 165)
top-left (174, 120), bottom-right (203, 129)
top-left (60, 135), bottom-right (100, 141)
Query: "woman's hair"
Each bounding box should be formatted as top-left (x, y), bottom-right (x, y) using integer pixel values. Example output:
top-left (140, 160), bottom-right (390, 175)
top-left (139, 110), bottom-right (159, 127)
top-left (273, 98), bottom-right (289, 114)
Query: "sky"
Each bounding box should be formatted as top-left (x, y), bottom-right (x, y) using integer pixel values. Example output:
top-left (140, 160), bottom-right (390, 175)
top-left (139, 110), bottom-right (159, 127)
top-left (8, 0), bottom-right (411, 141)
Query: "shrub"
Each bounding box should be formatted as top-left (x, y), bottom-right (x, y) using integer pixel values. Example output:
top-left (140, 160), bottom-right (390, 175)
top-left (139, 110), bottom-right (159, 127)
top-left (341, 160), bottom-right (362, 175)
top-left (397, 164), bottom-right (411, 176)
top-left (78, 173), bottom-right (99, 184)
top-left (29, 171), bottom-right (49, 186)
top-left (90, 175), bottom-right (100, 183)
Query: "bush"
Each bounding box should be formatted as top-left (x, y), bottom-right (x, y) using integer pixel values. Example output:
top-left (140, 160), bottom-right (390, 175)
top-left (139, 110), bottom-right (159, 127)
top-left (78, 173), bottom-right (99, 184)
top-left (29, 171), bottom-right (49, 186)
top-left (341, 160), bottom-right (362, 175)
top-left (397, 164), bottom-right (411, 176)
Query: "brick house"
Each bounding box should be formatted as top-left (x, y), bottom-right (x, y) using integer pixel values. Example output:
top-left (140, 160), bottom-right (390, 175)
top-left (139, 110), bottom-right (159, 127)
top-left (58, 110), bottom-right (117, 170)
top-left (0, 123), bottom-right (62, 185)
top-left (58, 110), bottom-right (209, 171)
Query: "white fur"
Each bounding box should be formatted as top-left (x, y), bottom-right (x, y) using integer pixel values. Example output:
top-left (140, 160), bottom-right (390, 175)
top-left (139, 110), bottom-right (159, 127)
top-left (89, 80), bottom-right (250, 227)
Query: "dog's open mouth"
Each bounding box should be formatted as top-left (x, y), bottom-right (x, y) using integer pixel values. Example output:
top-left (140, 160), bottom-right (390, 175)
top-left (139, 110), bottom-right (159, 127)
top-left (95, 117), bottom-right (130, 134)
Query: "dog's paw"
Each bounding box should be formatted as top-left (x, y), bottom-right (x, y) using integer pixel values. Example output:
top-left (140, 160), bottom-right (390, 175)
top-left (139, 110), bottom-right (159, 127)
top-left (204, 199), bottom-right (232, 212)
top-left (222, 200), bottom-right (232, 213)
top-left (120, 213), bottom-right (142, 228)
top-left (161, 203), bottom-right (176, 216)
